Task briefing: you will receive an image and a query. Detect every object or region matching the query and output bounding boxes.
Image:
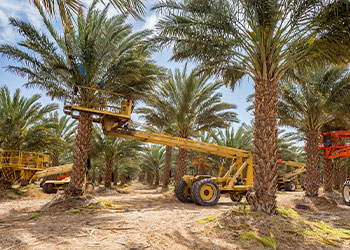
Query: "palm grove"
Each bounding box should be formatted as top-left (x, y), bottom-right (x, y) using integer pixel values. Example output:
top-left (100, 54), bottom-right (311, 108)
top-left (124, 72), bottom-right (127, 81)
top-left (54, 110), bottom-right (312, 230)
top-left (0, 0), bottom-right (349, 214)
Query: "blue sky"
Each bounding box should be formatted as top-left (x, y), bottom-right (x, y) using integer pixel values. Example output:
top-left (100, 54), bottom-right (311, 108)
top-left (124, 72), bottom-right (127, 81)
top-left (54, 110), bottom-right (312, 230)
top-left (0, 0), bottom-right (255, 129)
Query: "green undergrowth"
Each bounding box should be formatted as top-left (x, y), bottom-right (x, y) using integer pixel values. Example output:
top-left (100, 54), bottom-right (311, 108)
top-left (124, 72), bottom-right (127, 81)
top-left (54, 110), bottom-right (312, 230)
top-left (238, 201), bottom-right (249, 215)
top-left (197, 214), bottom-right (218, 224)
top-left (6, 188), bottom-right (24, 195)
top-left (83, 200), bottom-right (130, 212)
top-left (332, 189), bottom-right (342, 197)
top-left (213, 206), bottom-right (350, 249)
top-left (241, 232), bottom-right (279, 249)
top-left (66, 209), bottom-right (80, 213)
top-left (277, 208), bottom-right (350, 247)
top-left (27, 213), bottom-right (42, 220)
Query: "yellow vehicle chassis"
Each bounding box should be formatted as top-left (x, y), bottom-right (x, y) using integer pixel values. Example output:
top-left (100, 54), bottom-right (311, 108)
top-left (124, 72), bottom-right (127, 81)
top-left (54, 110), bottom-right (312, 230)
top-left (0, 150), bottom-right (50, 181)
top-left (64, 86), bottom-right (313, 205)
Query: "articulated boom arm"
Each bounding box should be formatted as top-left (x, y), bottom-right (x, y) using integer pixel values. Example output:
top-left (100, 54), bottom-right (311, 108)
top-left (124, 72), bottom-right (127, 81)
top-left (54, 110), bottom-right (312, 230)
top-left (104, 127), bottom-right (253, 188)
top-left (278, 160), bottom-right (306, 179)
top-left (63, 85), bottom-right (253, 187)
top-left (103, 127), bottom-right (251, 159)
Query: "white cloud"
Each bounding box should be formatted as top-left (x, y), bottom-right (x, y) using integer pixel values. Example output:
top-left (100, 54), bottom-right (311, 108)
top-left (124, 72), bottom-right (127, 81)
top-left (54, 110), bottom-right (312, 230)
top-left (0, 0), bottom-right (43, 43)
top-left (0, 0), bottom-right (159, 44)
top-left (141, 13), bottom-right (159, 31)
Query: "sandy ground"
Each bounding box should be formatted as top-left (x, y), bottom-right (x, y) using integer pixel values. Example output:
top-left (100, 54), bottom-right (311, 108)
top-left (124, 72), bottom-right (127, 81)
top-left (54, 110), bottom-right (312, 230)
top-left (1, 183), bottom-right (350, 250)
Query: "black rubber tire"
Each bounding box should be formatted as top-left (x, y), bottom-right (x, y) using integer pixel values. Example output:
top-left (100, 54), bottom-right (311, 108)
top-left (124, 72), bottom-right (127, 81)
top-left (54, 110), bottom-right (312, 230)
top-left (342, 181), bottom-right (350, 206)
top-left (42, 183), bottom-right (48, 193)
top-left (230, 192), bottom-right (242, 202)
top-left (192, 179), bottom-right (220, 206)
top-left (190, 180), bottom-right (201, 204)
top-left (295, 204), bottom-right (309, 210)
top-left (40, 180), bottom-right (45, 188)
top-left (46, 183), bottom-right (57, 194)
top-left (284, 181), bottom-right (296, 191)
top-left (175, 180), bottom-right (192, 203)
top-left (85, 182), bottom-right (95, 191)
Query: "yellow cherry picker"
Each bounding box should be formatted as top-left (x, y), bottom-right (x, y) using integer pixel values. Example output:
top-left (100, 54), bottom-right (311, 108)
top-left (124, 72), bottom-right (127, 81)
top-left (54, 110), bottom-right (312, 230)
top-left (63, 85), bottom-right (253, 206)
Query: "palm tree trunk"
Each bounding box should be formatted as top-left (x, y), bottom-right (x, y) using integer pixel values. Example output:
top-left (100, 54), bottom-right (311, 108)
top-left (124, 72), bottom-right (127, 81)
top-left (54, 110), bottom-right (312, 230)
top-left (155, 167), bottom-right (160, 186)
top-left (113, 170), bottom-right (118, 186)
top-left (199, 165), bottom-right (207, 175)
top-left (146, 171), bottom-right (154, 185)
top-left (323, 158), bottom-right (333, 192)
top-left (175, 148), bottom-right (187, 184)
top-left (98, 174), bottom-right (103, 184)
top-left (104, 157), bottom-right (113, 188)
top-left (251, 79), bottom-right (279, 214)
top-left (162, 146), bottom-right (172, 190)
top-left (340, 162), bottom-right (347, 188)
top-left (0, 153), bottom-right (14, 190)
top-left (52, 150), bottom-right (60, 167)
top-left (65, 112), bottom-right (92, 197)
top-left (333, 160), bottom-right (343, 190)
top-left (92, 171), bottom-right (96, 184)
top-left (0, 168), bottom-right (13, 190)
top-left (138, 172), bottom-right (145, 182)
top-left (305, 130), bottom-right (320, 197)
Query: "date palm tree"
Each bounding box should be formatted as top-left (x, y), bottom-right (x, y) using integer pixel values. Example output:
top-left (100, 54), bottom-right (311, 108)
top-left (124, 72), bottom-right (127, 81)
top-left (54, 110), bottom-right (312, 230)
top-left (47, 111), bottom-right (77, 166)
top-left (0, 2), bottom-right (160, 196)
top-left (279, 66), bottom-right (350, 196)
top-left (135, 110), bottom-right (173, 190)
top-left (139, 145), bottom-right (165, 186)
top-left (91, 125), bottom-right (143, 187)
top-left (0, 86), bottom-right (58, 189)
top-left (30, 0), bottom-right (145, 28)
top-left (153, 0), bottom-right (350, 214)
top-left (137, 65), bottom-right (238, 183)
top-left (211, 124), bottom-right (253, 152)
top-left (195, 123), bottom-right (253, 176)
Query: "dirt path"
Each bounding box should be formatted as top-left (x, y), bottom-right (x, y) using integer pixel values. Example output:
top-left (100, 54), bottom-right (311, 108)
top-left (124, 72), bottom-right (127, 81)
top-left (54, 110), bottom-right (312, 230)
top-left (0, 183), bottom-right (239, 250)
top-left (1, 184), bottom-right (350, 250)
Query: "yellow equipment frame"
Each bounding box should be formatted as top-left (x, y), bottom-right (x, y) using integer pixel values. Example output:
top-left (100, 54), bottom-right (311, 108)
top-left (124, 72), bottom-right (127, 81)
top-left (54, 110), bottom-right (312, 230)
top-left (64, 86), bottom-right (254, 194)
top-left (63, 85), bottom-right (133, 128)
top-left (0, 150), bottom-right (50, 180)
top-left (278, 160), bottom-right (306, 191)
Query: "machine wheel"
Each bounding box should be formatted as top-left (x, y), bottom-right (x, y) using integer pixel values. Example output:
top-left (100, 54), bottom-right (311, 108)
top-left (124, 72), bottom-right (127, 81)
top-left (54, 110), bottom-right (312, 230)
top-left (229, 191), bottom-right (242, 202)
top-left (46, 183), bottom-right (57, 194)
top-left (192, 179), bottom-right (220, 206)
top-left (190, 180), bottom-right (201, 204)
top-left (85, 182), bottom-right (95, 192)
top-left (342, 181), bottom-right (350, 206)
top-left (42, 183), bottom-right (48, 193)
top-left (284, 181), bottom-right (296, 191)
top-left (175, 180), bottom-right (192, 203)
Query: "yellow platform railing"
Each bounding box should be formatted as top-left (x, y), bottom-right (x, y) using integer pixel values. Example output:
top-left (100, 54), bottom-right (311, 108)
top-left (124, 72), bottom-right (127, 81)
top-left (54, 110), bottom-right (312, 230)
top-left (0, 150), bottom-right (50, 170)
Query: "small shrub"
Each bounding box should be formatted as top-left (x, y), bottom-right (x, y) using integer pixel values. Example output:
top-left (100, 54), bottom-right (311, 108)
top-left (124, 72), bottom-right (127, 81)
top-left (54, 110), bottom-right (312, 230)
top-left (66, 209), bottom-right (80, 213)
top-left (197, 214), bottom-right (217, 224)
top-left (241, 232), bottom-right (279, 249)
top-left (27, 213), bottom-right (42, 220)
top-left (6, 188), bottom-right (24, 195)
top-left (238, 201), bottom-right (249, 215)
top-left (99, 200), bottom-right (113, 207)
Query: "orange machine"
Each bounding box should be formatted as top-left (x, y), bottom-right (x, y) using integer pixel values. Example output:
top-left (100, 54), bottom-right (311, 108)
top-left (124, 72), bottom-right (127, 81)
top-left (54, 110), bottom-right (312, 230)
top-left (319, 131), bottom-right (350, 159)
top-left (319, 131), bottom-right (350, 206)
top-left (192, 156), bottom-right (212, 175)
